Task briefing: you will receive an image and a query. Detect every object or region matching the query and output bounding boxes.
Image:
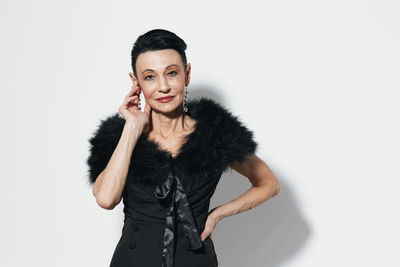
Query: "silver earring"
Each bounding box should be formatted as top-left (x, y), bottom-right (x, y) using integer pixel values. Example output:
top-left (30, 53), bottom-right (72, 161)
top-left (138, 94), bottom-right (141, 110)
top-left (183, 86), bottom-right (188, 113)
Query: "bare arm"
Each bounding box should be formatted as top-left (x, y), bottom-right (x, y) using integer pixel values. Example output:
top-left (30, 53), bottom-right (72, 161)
top-left (91, 74), bottom-right (151, 210)
top-left (92, 122), bottom-right (143, 210)
top-left (211, 154), bottom-right (280, 223)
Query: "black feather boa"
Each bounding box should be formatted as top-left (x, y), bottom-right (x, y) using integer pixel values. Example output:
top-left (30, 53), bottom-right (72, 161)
top-left (86, 96), bottom-right (258, 191)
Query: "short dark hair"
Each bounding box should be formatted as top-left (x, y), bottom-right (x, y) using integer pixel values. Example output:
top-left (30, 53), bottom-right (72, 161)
top-left (131, 29), bottom-right (188, 78)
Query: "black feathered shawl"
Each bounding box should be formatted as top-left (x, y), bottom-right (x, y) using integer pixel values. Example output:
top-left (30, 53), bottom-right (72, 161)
top-left (86, 96), bottom-right (258, 192)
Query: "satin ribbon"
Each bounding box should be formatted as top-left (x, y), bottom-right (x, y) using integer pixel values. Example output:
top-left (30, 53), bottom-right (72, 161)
top-left (154, 171), bottom-right (203, 267)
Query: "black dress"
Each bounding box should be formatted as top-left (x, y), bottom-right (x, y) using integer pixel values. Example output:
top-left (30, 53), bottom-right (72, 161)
top-left (86, 97), bottom-right (258, 267)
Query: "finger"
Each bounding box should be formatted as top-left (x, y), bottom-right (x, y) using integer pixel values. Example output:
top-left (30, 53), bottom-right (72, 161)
top-left (200, 232), bottom-right (205, 241)
top-left (127, 95), bottom-right (139, 102)
top-left (128, 107), bottom-right (136, 113)
top-left (121, 101), bottom-right (139, 113)
top-left (128, 104), bottom-right (140, 112)
top-left (123, 95), bottom-right (139, 106)
top-left (125, 84), bottom-right (140, 98)
top-left (200, 230), bottom-right (210, 241)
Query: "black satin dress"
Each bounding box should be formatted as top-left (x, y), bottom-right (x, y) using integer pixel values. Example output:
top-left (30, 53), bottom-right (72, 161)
top-left (86, 97), bottom-right (258, 267)
top-left (110, 155), bottom-right (221, 267)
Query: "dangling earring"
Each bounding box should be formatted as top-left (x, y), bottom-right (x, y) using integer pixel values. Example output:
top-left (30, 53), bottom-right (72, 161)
top-left (138, 94), bottom-right (141, 110)
top-left (183, 86), bottom-right (188, 113)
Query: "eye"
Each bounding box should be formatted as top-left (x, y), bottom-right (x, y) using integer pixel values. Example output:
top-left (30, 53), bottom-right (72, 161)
top-left (168, 71), bottom-right (177, 76)
top-left (144, 75), bottom-right (153, 80)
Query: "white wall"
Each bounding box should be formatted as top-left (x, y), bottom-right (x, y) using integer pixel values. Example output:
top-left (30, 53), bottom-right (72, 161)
top-left (1, 0), bottom-right (399, 266)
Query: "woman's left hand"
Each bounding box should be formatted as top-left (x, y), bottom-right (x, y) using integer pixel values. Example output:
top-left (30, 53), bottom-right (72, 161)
top-left (200, 212), bottom-right (219, 241)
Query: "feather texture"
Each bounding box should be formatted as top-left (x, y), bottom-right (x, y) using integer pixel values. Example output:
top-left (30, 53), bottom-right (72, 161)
top-left (85, 96), bottom-right (258, 189)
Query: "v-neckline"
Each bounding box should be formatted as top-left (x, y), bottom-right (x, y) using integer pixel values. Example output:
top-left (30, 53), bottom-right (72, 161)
top-left (142, 115), bottom-right (199, 161)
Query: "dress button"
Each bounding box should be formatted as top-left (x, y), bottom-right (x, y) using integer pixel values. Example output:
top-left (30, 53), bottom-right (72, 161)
top-left (131, 221), bottom-right (139, 232)
top-left (129, 240), bottom-right (136, 249)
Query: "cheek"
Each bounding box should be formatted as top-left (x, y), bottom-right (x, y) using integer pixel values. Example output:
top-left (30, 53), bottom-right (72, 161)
top-left (140, 84), bottom-right (156, 98)
top-left (171, 79), bottom-right (186, 92)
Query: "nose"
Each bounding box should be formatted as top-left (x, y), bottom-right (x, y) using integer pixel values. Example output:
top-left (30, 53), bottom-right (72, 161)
top-left (158, 76), bottom-right (171, 93)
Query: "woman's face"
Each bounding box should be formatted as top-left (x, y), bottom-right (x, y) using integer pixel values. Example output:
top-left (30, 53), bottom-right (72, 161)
top-left (132, 49), bottom-right (191, 114)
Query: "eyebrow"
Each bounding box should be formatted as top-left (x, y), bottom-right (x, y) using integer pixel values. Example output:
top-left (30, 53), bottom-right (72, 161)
top-left (141, 64), bottom-right (180, 75)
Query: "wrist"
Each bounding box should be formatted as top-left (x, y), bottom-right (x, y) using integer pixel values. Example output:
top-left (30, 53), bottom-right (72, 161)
top-left (124, 121), bottom-right (143, 136)
top-left (210, 208), bottom-right (223, 223)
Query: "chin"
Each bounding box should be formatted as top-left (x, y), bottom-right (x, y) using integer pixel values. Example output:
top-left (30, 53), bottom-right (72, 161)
top-left (153, 103), bottom-right (181, 114)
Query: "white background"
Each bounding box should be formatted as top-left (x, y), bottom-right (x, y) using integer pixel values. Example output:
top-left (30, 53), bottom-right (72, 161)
top-left (1, 0), bottom-right (399, 266)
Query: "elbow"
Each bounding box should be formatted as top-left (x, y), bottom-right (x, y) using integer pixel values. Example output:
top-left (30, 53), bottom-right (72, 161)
top-left (92, 187), bottom-right (119, 210)
top-left (257, 174), bottom-right (281, 197)
top-left (273, 178), bottom-right (281, 196)
top-left (96, 196), bottom-right (117, 210)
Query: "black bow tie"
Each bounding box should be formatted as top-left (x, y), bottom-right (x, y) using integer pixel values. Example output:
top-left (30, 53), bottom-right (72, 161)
top-left (154, 170), bottom-right (203, 267)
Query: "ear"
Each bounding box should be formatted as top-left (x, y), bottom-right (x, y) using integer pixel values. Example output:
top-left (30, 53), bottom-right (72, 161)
top-left (185, 63), bottom-right (191, 87)
top-left (129, 72), bottom-right (138, 84)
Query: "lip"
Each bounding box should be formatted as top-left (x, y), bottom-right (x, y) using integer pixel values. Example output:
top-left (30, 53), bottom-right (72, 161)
top-left (156, 95), bottom-right (175, 102)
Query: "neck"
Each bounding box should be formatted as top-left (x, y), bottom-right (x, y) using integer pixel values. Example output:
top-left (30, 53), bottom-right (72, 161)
top-left (150, 106), bottom-right (187, 139)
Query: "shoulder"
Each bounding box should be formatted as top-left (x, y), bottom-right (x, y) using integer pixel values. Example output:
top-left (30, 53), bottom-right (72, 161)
top-left (187, 96), bottom-right (247, 130)
top-left (186, 97), bottom-right (259, 172)
top-left (188, 97), bottom-right (256, 140)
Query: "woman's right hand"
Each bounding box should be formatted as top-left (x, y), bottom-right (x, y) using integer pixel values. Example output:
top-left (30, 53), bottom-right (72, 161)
top-left (118, 78), bottom-right (152, 130)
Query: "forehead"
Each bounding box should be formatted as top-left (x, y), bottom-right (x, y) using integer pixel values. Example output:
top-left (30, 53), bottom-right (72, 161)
top-left (136, 49), bottom-right (182, 70)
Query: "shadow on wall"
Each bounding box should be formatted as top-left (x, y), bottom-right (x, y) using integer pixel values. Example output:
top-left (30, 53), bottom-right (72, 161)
top-left (189, 85), bottom-right (311, 267)
top-left (213, 175), bottom-right (310, 267)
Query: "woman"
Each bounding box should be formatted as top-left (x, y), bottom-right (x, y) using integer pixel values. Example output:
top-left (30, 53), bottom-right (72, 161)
top-left (86, 29), bottom-right (281, 267)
